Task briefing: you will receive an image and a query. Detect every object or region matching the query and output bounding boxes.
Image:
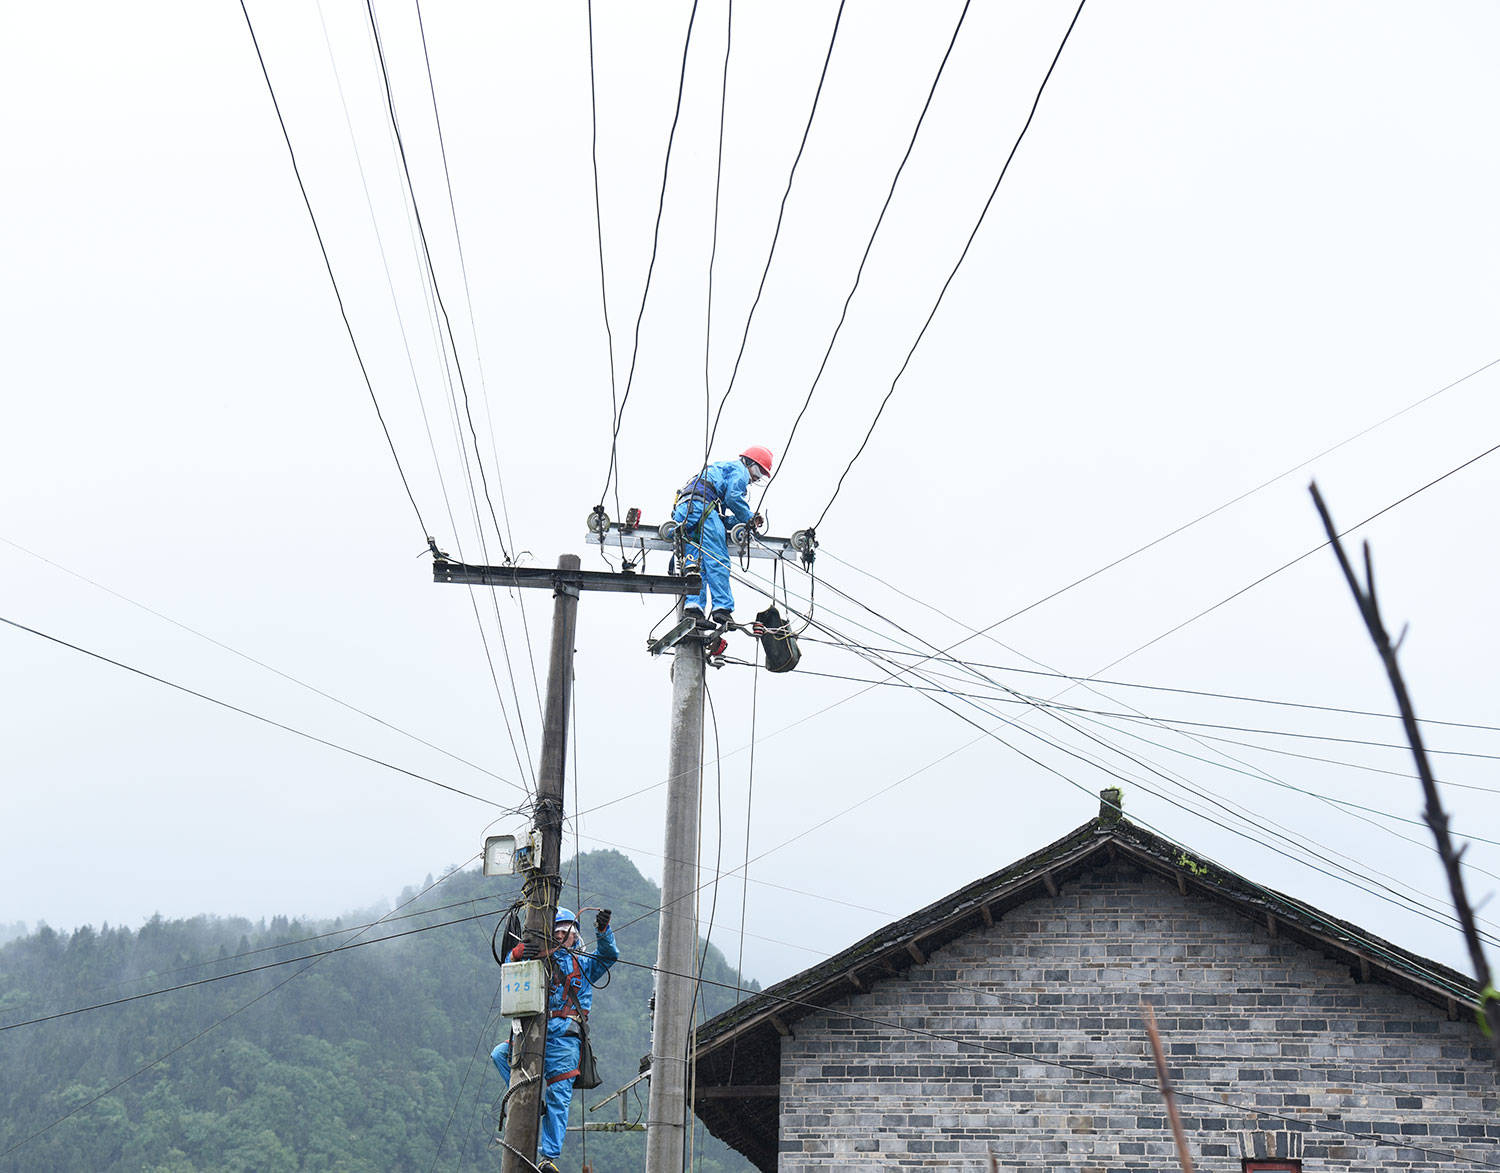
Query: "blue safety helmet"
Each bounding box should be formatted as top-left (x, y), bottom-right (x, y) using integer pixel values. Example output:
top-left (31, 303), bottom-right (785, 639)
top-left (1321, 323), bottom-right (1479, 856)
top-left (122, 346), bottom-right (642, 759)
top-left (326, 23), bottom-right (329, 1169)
top-left (554, 908), bottom-right (579, 930)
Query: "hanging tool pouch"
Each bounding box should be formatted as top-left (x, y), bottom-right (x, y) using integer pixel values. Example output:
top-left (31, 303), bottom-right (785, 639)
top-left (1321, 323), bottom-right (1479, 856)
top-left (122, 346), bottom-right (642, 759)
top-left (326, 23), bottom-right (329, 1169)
top-left (559, 965), bottom-right (602, 1090)
top-left (755, 605), bottom-right (801, 674)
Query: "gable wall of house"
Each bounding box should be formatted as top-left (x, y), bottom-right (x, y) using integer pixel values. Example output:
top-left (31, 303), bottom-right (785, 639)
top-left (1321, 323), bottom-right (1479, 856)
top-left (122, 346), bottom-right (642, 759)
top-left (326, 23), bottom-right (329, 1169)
top-left (776, 861), bottom-right (1498, 1170)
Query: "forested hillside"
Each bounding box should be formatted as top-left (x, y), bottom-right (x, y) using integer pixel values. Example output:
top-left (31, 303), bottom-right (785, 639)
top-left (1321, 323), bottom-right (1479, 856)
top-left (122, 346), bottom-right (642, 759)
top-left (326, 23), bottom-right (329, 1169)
top-left (0, 850), bottom-right (758, 1172)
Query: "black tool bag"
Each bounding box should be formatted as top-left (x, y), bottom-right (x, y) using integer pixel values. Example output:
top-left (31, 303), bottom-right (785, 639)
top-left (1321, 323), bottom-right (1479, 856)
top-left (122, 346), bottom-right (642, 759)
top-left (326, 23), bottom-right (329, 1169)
top-left (574, 1027), bottom-right (602, 1090)
top-left (561, 972), bottom-right (602, 1089)
top-left (755, 605), bottom-right (801, 673)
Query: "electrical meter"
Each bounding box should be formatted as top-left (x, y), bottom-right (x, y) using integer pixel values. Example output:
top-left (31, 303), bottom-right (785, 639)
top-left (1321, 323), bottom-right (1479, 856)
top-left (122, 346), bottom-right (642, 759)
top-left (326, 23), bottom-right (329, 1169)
top-left (500, 959), bottom-right (546, 1016)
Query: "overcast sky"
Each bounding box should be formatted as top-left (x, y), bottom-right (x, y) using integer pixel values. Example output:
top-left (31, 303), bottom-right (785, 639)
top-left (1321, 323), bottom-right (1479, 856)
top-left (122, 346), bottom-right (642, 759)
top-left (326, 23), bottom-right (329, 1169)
top-left (3, 0), bottom-right (1498, 992)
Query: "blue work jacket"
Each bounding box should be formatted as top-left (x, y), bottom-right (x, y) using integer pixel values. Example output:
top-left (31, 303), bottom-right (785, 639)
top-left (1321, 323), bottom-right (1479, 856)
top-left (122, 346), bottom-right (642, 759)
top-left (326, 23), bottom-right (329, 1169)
top-left (680, 460), bottom-right (755, 527)
top-left (510, 927), bottom-right (619, 1035)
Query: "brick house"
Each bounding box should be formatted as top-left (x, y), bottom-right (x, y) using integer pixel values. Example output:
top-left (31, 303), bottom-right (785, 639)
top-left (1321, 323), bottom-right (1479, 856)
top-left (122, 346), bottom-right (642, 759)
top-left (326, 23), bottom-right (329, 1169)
top-left (682, 792), bottom-right (1497, 1170)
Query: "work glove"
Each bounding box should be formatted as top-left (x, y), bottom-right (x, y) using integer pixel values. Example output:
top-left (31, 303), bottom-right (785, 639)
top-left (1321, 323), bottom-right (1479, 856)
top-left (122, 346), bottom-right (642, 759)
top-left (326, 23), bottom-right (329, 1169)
top-left (595, 909), bottom-right (612, 933)
top-left (519, 939), bottom-right (542, 960)
top-left (751, 513), bottom-right (765, 532)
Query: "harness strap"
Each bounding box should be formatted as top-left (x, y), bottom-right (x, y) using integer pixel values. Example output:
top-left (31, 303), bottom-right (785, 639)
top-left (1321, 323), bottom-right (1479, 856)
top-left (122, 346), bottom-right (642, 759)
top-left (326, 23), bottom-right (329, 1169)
top-left (547, 1068), bottom-right (581, 1086)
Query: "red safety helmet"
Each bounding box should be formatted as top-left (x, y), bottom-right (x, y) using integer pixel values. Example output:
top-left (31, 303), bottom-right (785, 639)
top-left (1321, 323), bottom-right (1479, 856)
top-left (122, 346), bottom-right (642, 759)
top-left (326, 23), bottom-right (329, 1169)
top-left (740, 445), bottom-right (774, 476)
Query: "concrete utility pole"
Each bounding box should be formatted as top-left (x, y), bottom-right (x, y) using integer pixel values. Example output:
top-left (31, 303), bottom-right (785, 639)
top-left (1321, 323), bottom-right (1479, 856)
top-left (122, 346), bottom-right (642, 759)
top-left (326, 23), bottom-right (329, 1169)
top-left (644, 624), bottom-right (706, 1173)
top-left (433, 552), bottom-right (696, 1172)
top-left (501, 554), bottom-right (580, 1173)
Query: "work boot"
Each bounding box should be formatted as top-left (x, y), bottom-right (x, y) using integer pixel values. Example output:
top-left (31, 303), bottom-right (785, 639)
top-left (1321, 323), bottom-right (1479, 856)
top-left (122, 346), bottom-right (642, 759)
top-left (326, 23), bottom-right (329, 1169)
top-left (710, 609), bottom-right (733, 629)
top-left (682, 606), bottom-right (707, 628)
top-left (537, 1160), bottom-right (562, 1173)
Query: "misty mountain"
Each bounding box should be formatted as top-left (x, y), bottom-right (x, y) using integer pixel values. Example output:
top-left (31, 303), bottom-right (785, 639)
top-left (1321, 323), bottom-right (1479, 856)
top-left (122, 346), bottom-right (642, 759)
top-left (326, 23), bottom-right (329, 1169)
top-left (0, 849), bottom-right (757, 1172)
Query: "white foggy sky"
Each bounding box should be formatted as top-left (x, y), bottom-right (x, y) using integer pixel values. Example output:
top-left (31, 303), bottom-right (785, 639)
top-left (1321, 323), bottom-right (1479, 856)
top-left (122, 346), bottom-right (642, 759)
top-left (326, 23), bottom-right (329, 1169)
top-left (2, 0), bottom-right (1498, 989)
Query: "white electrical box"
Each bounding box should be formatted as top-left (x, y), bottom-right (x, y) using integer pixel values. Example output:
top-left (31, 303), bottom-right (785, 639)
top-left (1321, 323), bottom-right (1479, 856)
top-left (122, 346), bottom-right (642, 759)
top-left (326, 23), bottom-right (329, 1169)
top-left (500, 960), bottom-right (546, 1016)
top-left (483, 834), bottom-right (517, 877)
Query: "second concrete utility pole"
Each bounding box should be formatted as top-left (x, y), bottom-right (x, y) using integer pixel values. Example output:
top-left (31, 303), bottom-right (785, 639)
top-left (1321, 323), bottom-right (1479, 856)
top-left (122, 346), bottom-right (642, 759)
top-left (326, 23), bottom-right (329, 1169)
top-left (644, 628), bottom-right (705, 1173)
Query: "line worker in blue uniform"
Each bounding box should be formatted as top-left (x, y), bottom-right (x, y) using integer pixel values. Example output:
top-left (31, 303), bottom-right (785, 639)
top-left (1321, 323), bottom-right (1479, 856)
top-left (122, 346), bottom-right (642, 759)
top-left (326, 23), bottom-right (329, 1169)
top-left (672, 445), bottom-right (772, 627)
top-left (492, 907), bottom-right (618, 1173)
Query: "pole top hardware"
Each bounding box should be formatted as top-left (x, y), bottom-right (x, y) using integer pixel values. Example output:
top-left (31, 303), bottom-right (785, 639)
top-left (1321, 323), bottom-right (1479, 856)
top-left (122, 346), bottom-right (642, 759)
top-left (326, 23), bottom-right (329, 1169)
top-left (587, 514), bottom-right (813, 563)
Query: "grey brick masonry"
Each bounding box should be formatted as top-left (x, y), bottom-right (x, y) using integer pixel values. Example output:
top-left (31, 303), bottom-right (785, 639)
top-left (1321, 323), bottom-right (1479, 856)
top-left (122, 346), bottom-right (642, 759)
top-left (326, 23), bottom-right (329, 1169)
top-left (776, 862), bottom-right (1499, 1170)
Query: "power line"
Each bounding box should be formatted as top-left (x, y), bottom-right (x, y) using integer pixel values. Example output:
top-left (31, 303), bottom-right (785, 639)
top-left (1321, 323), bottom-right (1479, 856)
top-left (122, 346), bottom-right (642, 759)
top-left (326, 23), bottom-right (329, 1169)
top-left (0, 893), bottom-right (510, 1033)
top-left (825, 354), bottom-right (1500, 641)
top-left (362, 0), bottom-right (544, 792)
top-left (813, 0), bottom-right (1089, 525)
top-left (596, 0), bottom-right (702, 514)
top-left (412, 0), bottom-right (547, 729)
top-left (1093, 437), bottom-right (1500, 678)
top-left (785, 655), bottom-right (1500, 764)
top-left (702, 0), bottom-right (732, 459)
top-left (364, 0), bottom-right (512, 567)
top-left (795, 616), bottom-right (1500, 735)
top-left (721, 562), bottom-right (1500, 971)
top-left (236, 0), bottom-right (433, 543)
top-left (703, 0), bottom-right (848, 459)
top-left (2, 535), bottom-right (526, 790)
top-left (0, 613), bottom-right (524, 806)
top-left (762, 0), bottom-right (973, 505)
top-left (314, 0), bottom-right (538, 795)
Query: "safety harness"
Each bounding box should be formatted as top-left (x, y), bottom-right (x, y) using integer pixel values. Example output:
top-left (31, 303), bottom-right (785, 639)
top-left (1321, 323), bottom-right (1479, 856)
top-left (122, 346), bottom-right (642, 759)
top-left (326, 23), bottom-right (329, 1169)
top-left (545, 950), bottom-right (595, 1087)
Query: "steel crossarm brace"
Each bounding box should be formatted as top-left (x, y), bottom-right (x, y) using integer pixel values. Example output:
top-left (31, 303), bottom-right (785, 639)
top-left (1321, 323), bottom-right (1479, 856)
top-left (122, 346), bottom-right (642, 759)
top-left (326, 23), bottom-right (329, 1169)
top-left (433, 559), bottom-right (699, 596)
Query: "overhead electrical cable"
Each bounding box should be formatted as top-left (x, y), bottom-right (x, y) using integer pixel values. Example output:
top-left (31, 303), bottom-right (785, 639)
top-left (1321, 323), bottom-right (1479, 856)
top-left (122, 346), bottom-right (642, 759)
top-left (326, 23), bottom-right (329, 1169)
top-left (774, 662), bottom-right (1500, 842)
top-left (236, 0), bottom-right (432, 543)
top-left (760, 0), bottom-right (972, 503)
top-left (315, 0), bottom-right (467, 543)
top-left (808, 0), bottom-right (1089, 523)
top-left (595, 0), bottom-right (701, 515)
top-left (363, 0), bottom-right (544, 788)
top-left (412, 0), bottom-right (520, 561)
top-left (722, 563), bottom-right (1500, 964)
top-left (32, 891), bottom-right (516, 1013)
top-left (795, 619), bottom-right (1500, 735)
top-left (782, 659), bottom-right (1500, 771)
top-left (1092, 437), bottom-right (1500, 679)
top-left (782, 436), bottom-right (1500, 750)
top-left (582, 0), bottom-right (641, 574)
top-left (702, 0), bottom-right (732, 456)
top-left (826, 354), bottom-right (1500, 635)
top-left (787, 647), bottom-right (1500, 763)
top-left (1, 536), bottom-right (522, 790)
top-left (314, 0), bottom-right (537, 794)
top-left (0, 614), bottom-right (523, 806)
top-left (364, 0), bottom-right (512, 567)
top-left (0, 893), bottom-right (513, 1033)
top-left (411, 0), bottom-right (548, 725)
top-left (702, 0), bottom-right (847, 458)
top-left (411, 0), bottom-right (552, 726)
top-left (766, 554), bottom-right (1500, 864)
top-left (787, 562), bottom-right (1476, 911)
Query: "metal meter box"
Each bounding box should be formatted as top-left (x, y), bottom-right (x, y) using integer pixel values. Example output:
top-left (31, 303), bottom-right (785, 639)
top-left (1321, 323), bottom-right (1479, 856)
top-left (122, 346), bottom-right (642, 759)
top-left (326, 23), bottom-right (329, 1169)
top-left (500, 960), bottom-right (546, 1016)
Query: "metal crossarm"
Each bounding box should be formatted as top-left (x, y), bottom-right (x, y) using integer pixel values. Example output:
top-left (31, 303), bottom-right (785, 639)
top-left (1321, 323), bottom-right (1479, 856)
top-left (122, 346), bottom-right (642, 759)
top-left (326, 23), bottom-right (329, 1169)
top-left (433, 559), bottom-right (698, 596)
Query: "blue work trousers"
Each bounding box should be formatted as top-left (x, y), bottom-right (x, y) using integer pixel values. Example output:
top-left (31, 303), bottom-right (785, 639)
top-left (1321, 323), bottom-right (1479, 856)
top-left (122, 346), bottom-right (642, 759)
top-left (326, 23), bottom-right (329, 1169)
top-left (672, 499), bottom-right (733, 614)
top-left (491, 1031), bottom-right (581, 1159)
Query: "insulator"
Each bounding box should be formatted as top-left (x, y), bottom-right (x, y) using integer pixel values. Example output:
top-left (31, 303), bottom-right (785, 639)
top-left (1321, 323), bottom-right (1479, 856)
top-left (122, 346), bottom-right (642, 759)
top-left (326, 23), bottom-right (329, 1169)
top-left (586, 508), bottom-right (611, 535)
top-left (791, 528), bottom-right (817, 553)
top-left (658, 521), bottom-right (679, 541)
